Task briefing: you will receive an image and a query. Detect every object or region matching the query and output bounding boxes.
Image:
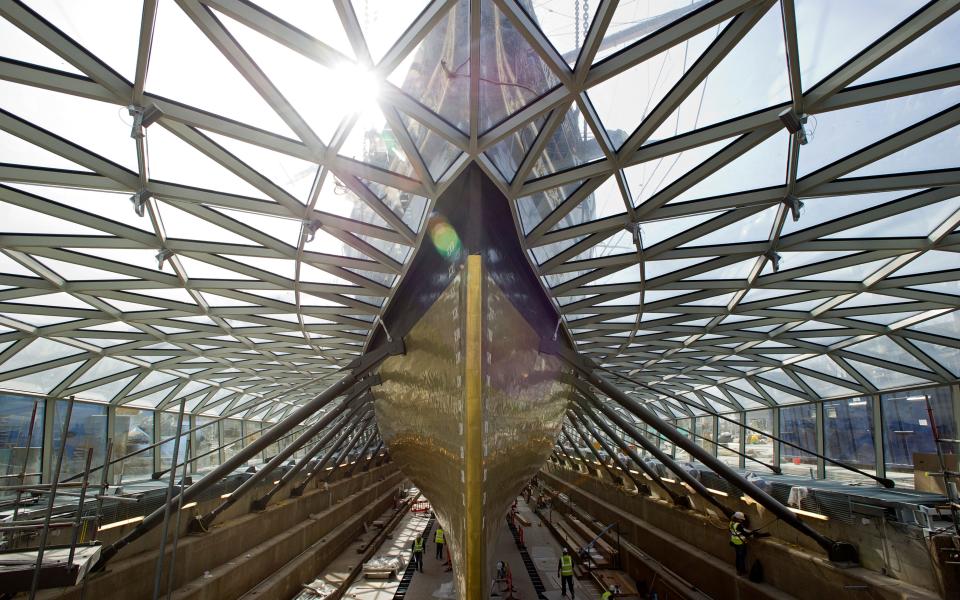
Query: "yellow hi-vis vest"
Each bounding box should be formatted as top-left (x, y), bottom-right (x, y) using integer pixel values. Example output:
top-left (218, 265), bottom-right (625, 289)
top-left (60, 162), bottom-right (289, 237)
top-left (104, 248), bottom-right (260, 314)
top-left (413, 538), bottom-right (423, 552)
top-left (435, 529), bottom-right (444, 544)
top-left (560, 554), bottom-right (573, 576)
top-left (602, 592), bottom-right (612, 600)
top-left (729, 521), bottom-right (746, 546)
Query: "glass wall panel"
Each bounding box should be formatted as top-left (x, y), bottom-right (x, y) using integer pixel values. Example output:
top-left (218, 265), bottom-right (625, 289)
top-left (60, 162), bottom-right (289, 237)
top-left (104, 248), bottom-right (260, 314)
top-left (745, 409), bottom-right (773, 471)
top-left (222, 418), bottom-right (243, 463)
top-left (0, 395), bottom-right (44, 499)
top-left (159, 411), bottom-right (188, 471)
top-left (882, 386), bottom-right (956, 488)
top-left (52, 400), bottom-right (107, 480)
top-left (695, 415), bottom-right (716, 456)
top-left (823, 397), bottom-right (876, 483)
top-left (779, 404), bottom-right (817, 477)
top-left (243, 421), bottom-right (262, 462)
top-left (718, 417), bottom-right (741, 468)
top-left (194, 416), bottom-right (219, 471)
top-left (674, 418), bottom-right (693, 462)
top-left (113, 407), bottom-right (153, 481)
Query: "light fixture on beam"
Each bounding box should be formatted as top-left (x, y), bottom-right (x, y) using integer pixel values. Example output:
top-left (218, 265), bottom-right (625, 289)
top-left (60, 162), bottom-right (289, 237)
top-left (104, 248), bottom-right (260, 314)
top-left (127, 104), bottom-right (162, 139)
top-left (784, 195), bottom-right (803, 222)
top-left (130, 189), bottom-right (151, 217)
top-left (778, 108), bottom-right (809, 144)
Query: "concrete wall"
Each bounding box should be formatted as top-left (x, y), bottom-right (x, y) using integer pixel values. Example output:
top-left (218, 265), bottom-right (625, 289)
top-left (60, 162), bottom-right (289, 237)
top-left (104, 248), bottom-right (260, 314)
top-left (544, 465), bottom-right (941, 600)
top-left (33, 463), bottom-right (402, 600)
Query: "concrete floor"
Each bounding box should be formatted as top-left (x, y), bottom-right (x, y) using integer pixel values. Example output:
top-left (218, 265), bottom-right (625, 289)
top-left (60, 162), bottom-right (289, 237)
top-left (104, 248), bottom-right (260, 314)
top-left (307, 494), bottom-right (603, 599)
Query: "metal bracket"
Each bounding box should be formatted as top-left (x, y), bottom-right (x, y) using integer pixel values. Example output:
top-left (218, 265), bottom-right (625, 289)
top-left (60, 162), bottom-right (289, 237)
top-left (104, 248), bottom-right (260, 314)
top-left (127, 104), bottom-right (162, 139)
top-left (156, 248), bottom-right (174, 269)
top-left (130, 189), bottom-right (151, 217)
top-left (778, 108), bottom-right (809, 144)
top-left (784, 194), bottom-right (804, 222)
top-left (304, 219), bottom-right (322, 243)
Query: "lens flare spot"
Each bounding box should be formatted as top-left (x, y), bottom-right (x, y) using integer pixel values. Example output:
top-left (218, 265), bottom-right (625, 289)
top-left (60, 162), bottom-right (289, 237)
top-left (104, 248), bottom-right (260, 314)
top-left (428, 214), bottom-right (462, 259)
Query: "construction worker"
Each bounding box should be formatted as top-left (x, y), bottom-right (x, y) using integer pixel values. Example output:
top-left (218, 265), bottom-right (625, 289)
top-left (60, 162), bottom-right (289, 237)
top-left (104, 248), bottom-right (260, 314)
top-left (435, 526), bottom-right (445, 560)
top-left (557, 547), bottom-right (575, 598)
top-left (729, 512), bottom-right (753, 576)
top-left (411, 534), bottom-right (424, 573)
top-left (601, 584), bottom-right (620, 599)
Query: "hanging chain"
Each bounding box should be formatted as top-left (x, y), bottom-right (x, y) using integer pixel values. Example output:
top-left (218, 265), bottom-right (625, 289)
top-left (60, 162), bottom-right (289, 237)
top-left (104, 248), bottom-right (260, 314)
top-left (574, 0), bottom-right (581, 49)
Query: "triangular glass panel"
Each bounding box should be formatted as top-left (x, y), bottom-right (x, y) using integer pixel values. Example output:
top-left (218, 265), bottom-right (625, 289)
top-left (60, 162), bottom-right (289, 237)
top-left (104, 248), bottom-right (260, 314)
top-left (0, 198), bottom-right (104, 236)
top-left (589, 24), bottom-right (720, 149)
top-left (0, 363), bottom-right (83, 395)
top-left (548, 177), bottom-right (628, 232)
top-left (682, 205), bottom-right (779, 247)
top-left (516, 180), bottom-right (586, 234)
top-left (797, 258), bottom-right (892, 281)
top-left (397, 112), bottom-right (462, 181)
top-left (147, 126), bottom-right (275, 200)
top-left (389, 0), bottom-right (470, 134)
top-left (626, 138), bottom-right (733, 207)
top-left (479, 0), bottom-right (562, 133)
top-left (640, 211), bottom-right (719, 247)
top-left (825, 197), bottom-right (960, 239)
top-left (36, 256), bottom-right (136, 281)
top-left (0, 80), bottom-right (136, 170)
top-left (0, 130), bottom-right (93, 172)
top-left (10, 184), bottom-right (153, 233)
top-left (836, 293), bottom-right (913, 309)
top-left (596, 1), bottom-right (711, 63)
top-left (781, 190), bottom-right (915, 237)
top-left (670, 131), bottom-right (789, 203)
top-left (892, 251), bottom-right (957, 277)
top-left (178, 256), bottom-right (255, 280)
top-left (6, 292), bottom-right (93, 310)
top-left (528, 106), bottom-right (605, 180)
top-left (201, 131), bottom-right (319, 203)
top-left (523, 0), bottom-right (599, 67)
top-left (358, 0), bottom-right (432, 64)
top-left (359, 178), bottom-right (430, 233)
top-left (30, 0), bottom-right (140, 81)
top-left (253, 0), bottom-right (355, 60)
top-left (0, 338), bottom-right (84, 373)
top-left (798, 373), bottom-right (859, 398)
top-left (847, 358), bottom-right (930, 390)
top-left (843, 124), bottom-right (960, 179)
top-left (338, 106), bottom-right (417, 178)
top-left (147, 0), bottom-right (296, 136)
top-left (0, 16), bottom-right (83, 74)
top-left (652, 6), bottom-right (788, 137)
top-left (846, 336), bottom-right (929, 371)
top-left (910, 339), bottom-right (960, 377)
top-left (485, 113), bottom-right (547, 181)
top-left (854, 10), bottom-right (960, 85)
top-left (157, 201), bottom-right (255, 245)
top-left (214, 208), bottom-right (302, 245)
top-left (798, 86), bottom-right (960, 178)
top-left (686, 258), bottom-right (758, 280)
top-left (849, 311), bottom-right (922, 326)
top-left (908, 310), bottom-right (960, 339)
top-left (76, 374), bottom-right (137, 403)
top-left (796, 0), bottom-right (927, 92)
top-left (645, 257), bottom-right (711, 280)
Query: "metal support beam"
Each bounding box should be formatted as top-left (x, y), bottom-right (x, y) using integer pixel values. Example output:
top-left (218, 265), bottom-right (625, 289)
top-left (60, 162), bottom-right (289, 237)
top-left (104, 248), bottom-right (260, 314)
top-left (94, 339), bottom-right (403, 570)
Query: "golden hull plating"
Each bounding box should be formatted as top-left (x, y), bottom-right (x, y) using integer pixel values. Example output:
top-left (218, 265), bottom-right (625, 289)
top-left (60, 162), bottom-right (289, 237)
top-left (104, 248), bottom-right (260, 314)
top-left (373, 256), bottom-right (572, 598)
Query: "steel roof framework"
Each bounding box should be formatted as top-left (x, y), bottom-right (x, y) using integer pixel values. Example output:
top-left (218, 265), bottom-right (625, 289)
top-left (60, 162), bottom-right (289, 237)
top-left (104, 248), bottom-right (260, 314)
top-left (0, 0), bottom-right (957, 422)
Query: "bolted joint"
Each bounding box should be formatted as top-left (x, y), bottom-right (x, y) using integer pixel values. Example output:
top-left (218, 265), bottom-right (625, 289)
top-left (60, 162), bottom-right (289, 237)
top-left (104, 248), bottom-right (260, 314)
top-left (675, 495), bottom-right (694, 509)
top-left (828, 541), bottom-right (859, 565)
top-left (289, 484), bottom-right (305, 498)
top-left (188, 514), bottom-right (211, 534)
top-left (249, 497), bottom-right (269, 512)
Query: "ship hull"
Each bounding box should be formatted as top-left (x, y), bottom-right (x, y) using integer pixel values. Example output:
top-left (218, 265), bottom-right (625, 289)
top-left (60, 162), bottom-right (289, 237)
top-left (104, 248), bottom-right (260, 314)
top-left (373, 255), bottom-right (572, 598)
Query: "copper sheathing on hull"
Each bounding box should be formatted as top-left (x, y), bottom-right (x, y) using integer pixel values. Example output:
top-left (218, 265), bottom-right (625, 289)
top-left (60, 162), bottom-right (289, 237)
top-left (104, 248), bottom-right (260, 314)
top-left (374, 256), bottom-right (573, 598)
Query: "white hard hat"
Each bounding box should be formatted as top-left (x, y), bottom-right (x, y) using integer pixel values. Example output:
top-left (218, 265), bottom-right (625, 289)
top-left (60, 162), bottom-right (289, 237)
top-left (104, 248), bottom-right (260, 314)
top-left (733, 511), bottom-right (746, 521)
top-left (562, 547), bottom-right (569, 553)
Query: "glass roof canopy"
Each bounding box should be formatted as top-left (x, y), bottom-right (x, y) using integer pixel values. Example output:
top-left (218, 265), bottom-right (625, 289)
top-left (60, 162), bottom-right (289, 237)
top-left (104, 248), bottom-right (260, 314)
top-left (0, 0), bottom-right (957, 422)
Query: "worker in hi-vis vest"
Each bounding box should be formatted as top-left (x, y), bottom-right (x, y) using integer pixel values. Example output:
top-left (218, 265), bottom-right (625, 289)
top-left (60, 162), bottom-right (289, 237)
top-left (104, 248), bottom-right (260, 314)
top-left (411, 534), bottom-right (424, 573)
top-left (601, 584), bottom-right (620, 599)
top-left (729, 511), bottom-right (753, 576)
top-left (557, 547), bottom-right (575, 598)
top-left (434, 526), bottom-right (445, 560)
